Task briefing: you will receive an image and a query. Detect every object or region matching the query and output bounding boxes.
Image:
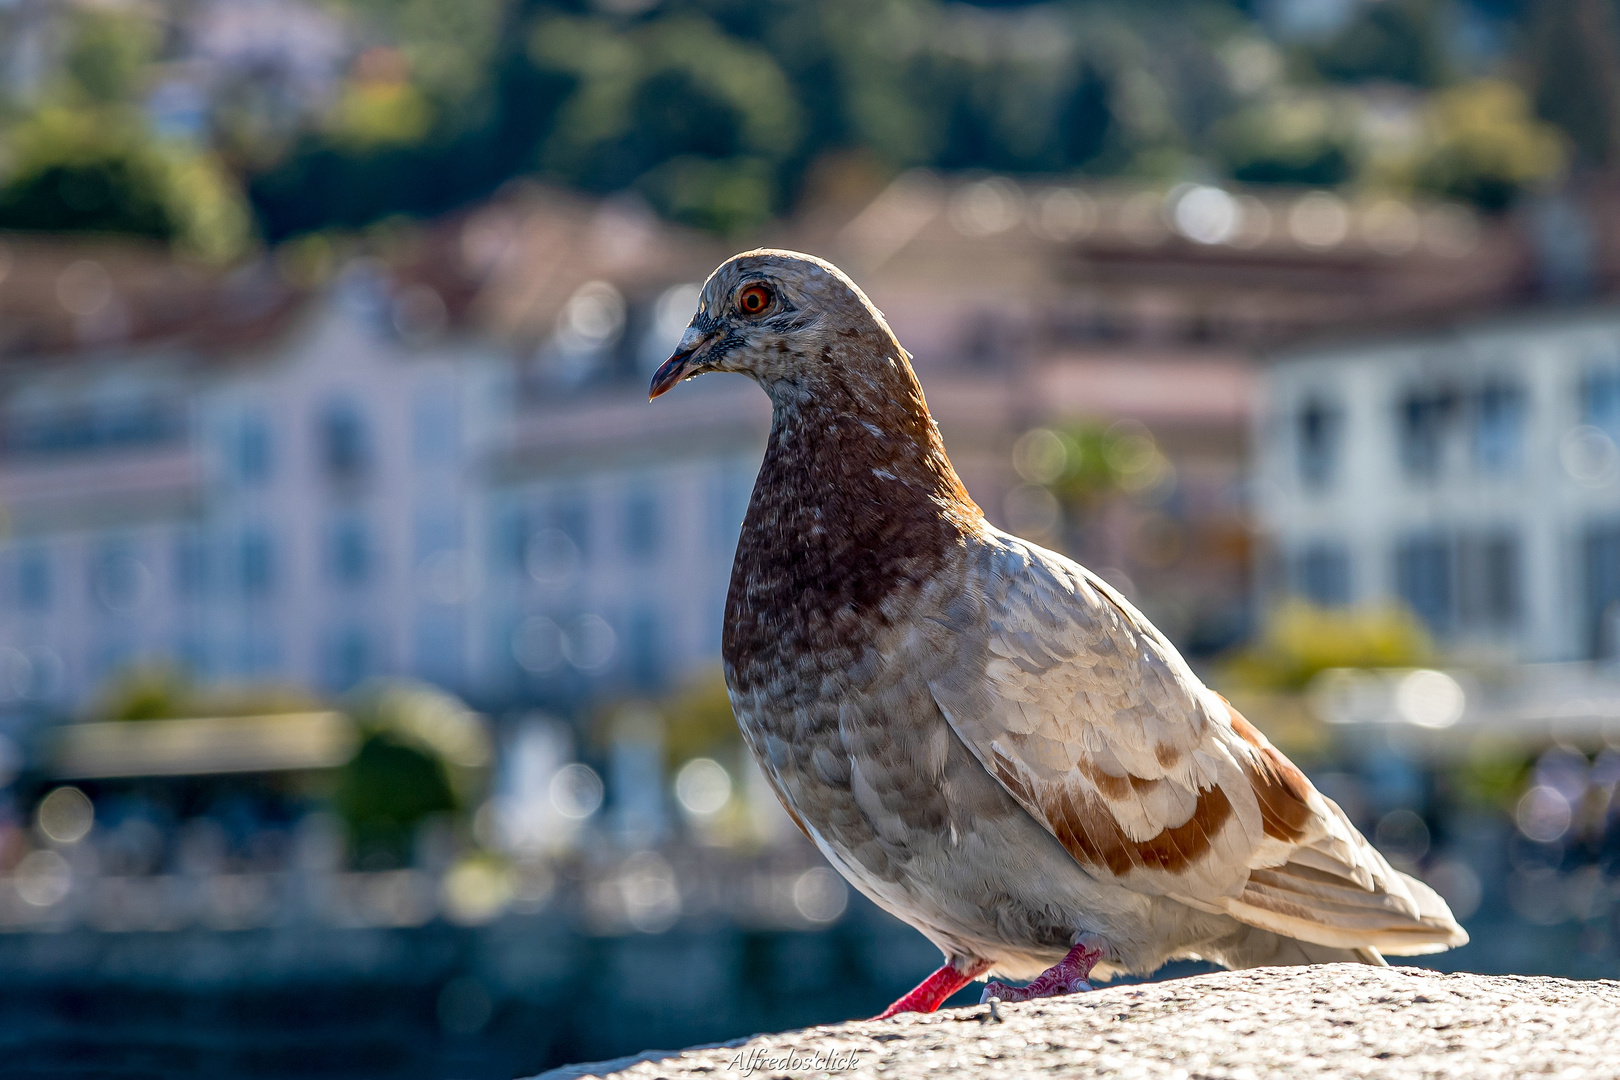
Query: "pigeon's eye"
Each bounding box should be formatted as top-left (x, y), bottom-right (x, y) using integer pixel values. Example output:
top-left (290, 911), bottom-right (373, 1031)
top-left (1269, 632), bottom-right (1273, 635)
top-left (737, 284), bottom-right (773, 316)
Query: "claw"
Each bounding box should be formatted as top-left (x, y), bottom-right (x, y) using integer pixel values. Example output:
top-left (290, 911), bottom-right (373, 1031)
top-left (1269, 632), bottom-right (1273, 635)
top-left (977, 938), bottom-right (1104, 1004)
top-left (981, 977), bottom-right (1092, 1003)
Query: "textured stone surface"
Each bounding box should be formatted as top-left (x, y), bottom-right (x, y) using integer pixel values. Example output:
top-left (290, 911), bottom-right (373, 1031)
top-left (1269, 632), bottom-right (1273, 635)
top-left (534, 964), bottom-right (1620, 1079)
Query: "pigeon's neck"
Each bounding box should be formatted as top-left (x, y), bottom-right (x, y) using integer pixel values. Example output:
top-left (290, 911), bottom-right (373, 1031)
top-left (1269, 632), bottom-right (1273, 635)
top-left (724, 371), bottom-right (982, 687)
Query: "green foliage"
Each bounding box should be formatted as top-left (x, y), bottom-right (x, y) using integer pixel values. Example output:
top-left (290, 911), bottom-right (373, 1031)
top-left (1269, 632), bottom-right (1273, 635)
top-left (1444, 741), bottom-right (1534, 814)
top-left (0, 0), bottom-right (1589, 243)
top-left (334, 679), bottom-right (489, 865)
top-left (1219, 600), bottom-right (1434, 693)
top-left (335, 0), bottom-right (510, 113)
top-left (1217, 93), bottom-right (1358, 186)
top-left (93, 664), bottom-right (323, 721)
top-left (1409, 80), bottom-right (1568, 211)
top-left (325, 59), bottom-right (435, 150)
top-left (659, 667), bottom-right (742, 767)
top-left (1013, 421), bottom-right (1173, 503)
top-left (0, 104), bottom-right (251, 260)
top-left (343, 679), bottom-right (491, 776)
top-left (95, 666), bottom-right (193, 722)
top-left (60, 9), bottom-right (162, 106)
top-left (1524, 0), bottom-right (1620, 168)
top-left (1304, 0), bottom-right (1450, 88)
top-left (528, 12), bottom-right (802, 231)
top-left (333, 730), bottom-right (458, 863)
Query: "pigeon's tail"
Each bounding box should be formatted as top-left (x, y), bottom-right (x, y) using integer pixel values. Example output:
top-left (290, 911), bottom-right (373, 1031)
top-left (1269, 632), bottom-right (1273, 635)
top-left (1196, 922), bottom-right (1389, 970)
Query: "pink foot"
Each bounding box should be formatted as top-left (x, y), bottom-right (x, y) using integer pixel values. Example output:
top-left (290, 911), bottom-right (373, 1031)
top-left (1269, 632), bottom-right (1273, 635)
top-left (874, 958), bottom-right (992, 1019)
top-left (981, 938), bottom-right (1104, 1004)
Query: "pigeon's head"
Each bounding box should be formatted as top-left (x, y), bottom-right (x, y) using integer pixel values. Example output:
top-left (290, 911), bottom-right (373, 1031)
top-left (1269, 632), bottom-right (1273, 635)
top-left (648, 249), bottom-right (906, 403)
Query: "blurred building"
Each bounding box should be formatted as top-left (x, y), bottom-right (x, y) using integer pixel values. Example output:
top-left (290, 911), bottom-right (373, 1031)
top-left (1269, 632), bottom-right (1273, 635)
top-left (1255, 304), bottom-right (1620, 662)
top-left (0, 243), bottom-right (505, 713)
top-left (776, 171), bottom-right (1531, 650)
top-left (0, 176), bottom-right (1543, 722)
top-left (0, 194), bottom-right (753, 724)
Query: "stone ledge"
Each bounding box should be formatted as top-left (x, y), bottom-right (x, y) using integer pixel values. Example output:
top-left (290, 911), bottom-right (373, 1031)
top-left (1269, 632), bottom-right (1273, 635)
top-left (534, 964), bottom-right (1620, 1079)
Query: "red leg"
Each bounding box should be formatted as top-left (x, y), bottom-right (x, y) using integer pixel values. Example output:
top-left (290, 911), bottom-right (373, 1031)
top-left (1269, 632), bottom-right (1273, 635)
top-left (874, 958), bottom-right (992, 1019)
top-left (981, 938), bottom-right (1104, 1004)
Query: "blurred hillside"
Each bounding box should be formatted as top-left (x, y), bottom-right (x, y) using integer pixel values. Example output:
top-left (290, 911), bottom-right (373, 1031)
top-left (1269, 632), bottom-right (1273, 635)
top-left (0, 0), bottom-right (1601, 251)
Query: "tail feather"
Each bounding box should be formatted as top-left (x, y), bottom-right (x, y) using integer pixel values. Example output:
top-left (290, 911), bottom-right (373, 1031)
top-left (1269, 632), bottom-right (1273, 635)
top-left (1220, 859), bottom-right (1468, 956)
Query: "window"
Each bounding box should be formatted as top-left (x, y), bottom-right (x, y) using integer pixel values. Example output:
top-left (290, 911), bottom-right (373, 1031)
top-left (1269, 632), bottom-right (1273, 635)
top-left (319, 400), bottom-right (368, 481)
top-left (239, 528), bottom-right (274, 596)
top-left (1586, 523), bottom-right (1620, 658)
top-left (1296, 398), bottom-right (1341, 489)
top-left (1472, 382), bottom-right (1525, 474)
top-left (324, 626), bottom-right (371, 690)
top-left (15, 548), bottom-right (50, 612)
top-left (1457, 532), bottom-right (1520, 629)
top-left (235, 411), bottom-right (272, 485)
top-left (1396, 535), bottom-right (1452, 633)
top-left (2, 398), bottom-right (182, 458)
top-left (328, 517), bottom-right (372, 586)
top-left (627, 606), bottom-right (662, 690)
top-left (1583, 369), bottom-right (1620, 439)
top-left (1295, 543), bottom-right (1351, 606)
top-left (173, 532), bottom-right (209, 601)
top-left (624, 488), bottom-right (659, 560)
top-left (1399, 388), bottom-right (1458, 480)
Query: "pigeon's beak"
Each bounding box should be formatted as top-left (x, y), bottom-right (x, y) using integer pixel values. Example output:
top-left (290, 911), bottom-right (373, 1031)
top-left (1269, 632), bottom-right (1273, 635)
top-left (648, 347), bottom-right (698, 401)
top-left (648, 328), bottom-right (713, 401)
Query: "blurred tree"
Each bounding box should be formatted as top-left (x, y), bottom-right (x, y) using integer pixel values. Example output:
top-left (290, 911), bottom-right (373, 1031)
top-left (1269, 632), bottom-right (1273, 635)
top-left (1525, 0), bottom-right (1620, 169)
top-left (0, 6), bottom-right (252, 260)
top-left (1216, 93), bottom-right (1358, 185)
top-left (334, 730), bottom-right (458, 865)
top-left (1014, 421), bottom-right (1174, 508)
top-left (1445, 739), bottom-right (1534, 814)
top-left (93, 664), bottom-right (326, 721)
top-left (95, 665), bottom-right (193, 722)
top-left (1408, 79), bottom-right (1567, 210)
top-left (1219, 600), bottom-right (1434, 693)
top-left (2, 0), bottom-right (1605, 243)
top-left (527, 12), bottom-right (802, 231)
top-left (325, 48), bottom-right (434, 150)
top-left (659, 667), bottom-right (742, 768)
top-left (1305, 0), bottom-right (1450, 88)
top-left (335, 680), bottom-right (490, 866)
top-left (0, 108), bottom-right (252, 260)
top-left (59, 7), bottom-right (161, 107)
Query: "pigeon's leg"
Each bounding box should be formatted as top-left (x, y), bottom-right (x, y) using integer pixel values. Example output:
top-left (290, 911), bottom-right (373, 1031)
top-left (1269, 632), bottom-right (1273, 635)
top-left (980, 937), bottom-right (1105, 1004)
top-left (874, 958), bottom-right (992, 1019)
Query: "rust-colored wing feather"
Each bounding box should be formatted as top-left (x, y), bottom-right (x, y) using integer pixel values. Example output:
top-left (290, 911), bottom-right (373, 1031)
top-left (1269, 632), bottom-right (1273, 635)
top-left (927, 528), bottom-right (1466, 956)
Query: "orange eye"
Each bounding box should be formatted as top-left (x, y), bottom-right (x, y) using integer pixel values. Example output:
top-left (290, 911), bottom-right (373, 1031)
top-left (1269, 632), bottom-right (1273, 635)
top-left (737, 284), bottom-right (772, 315)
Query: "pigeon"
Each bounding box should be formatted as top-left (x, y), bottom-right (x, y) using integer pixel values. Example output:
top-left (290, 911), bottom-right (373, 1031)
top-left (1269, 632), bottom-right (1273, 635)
top-left (648, 249), bottom-right (1467, 1018)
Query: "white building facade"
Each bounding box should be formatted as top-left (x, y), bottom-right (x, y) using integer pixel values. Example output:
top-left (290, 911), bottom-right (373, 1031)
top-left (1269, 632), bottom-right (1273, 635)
top-left (0, 254), bottom-right (767, 722)
top-left (0, 272), bottom-right (507, 709)
top-left (1255, 306), bottom-right (1620, 662)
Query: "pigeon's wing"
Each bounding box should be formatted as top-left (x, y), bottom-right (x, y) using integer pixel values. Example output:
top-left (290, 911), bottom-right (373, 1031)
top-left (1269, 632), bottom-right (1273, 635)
top-left (927, 529), bottom-right (1466, 956)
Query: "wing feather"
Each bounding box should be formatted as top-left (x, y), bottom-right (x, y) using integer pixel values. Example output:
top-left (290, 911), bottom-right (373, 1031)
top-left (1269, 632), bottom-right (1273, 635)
top-left (929, 527), bottom-right (1467, 954)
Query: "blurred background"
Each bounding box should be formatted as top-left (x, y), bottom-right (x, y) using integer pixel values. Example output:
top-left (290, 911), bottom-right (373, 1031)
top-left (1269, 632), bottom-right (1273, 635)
top-left (0, 0), bottom-right (1616, 1076)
